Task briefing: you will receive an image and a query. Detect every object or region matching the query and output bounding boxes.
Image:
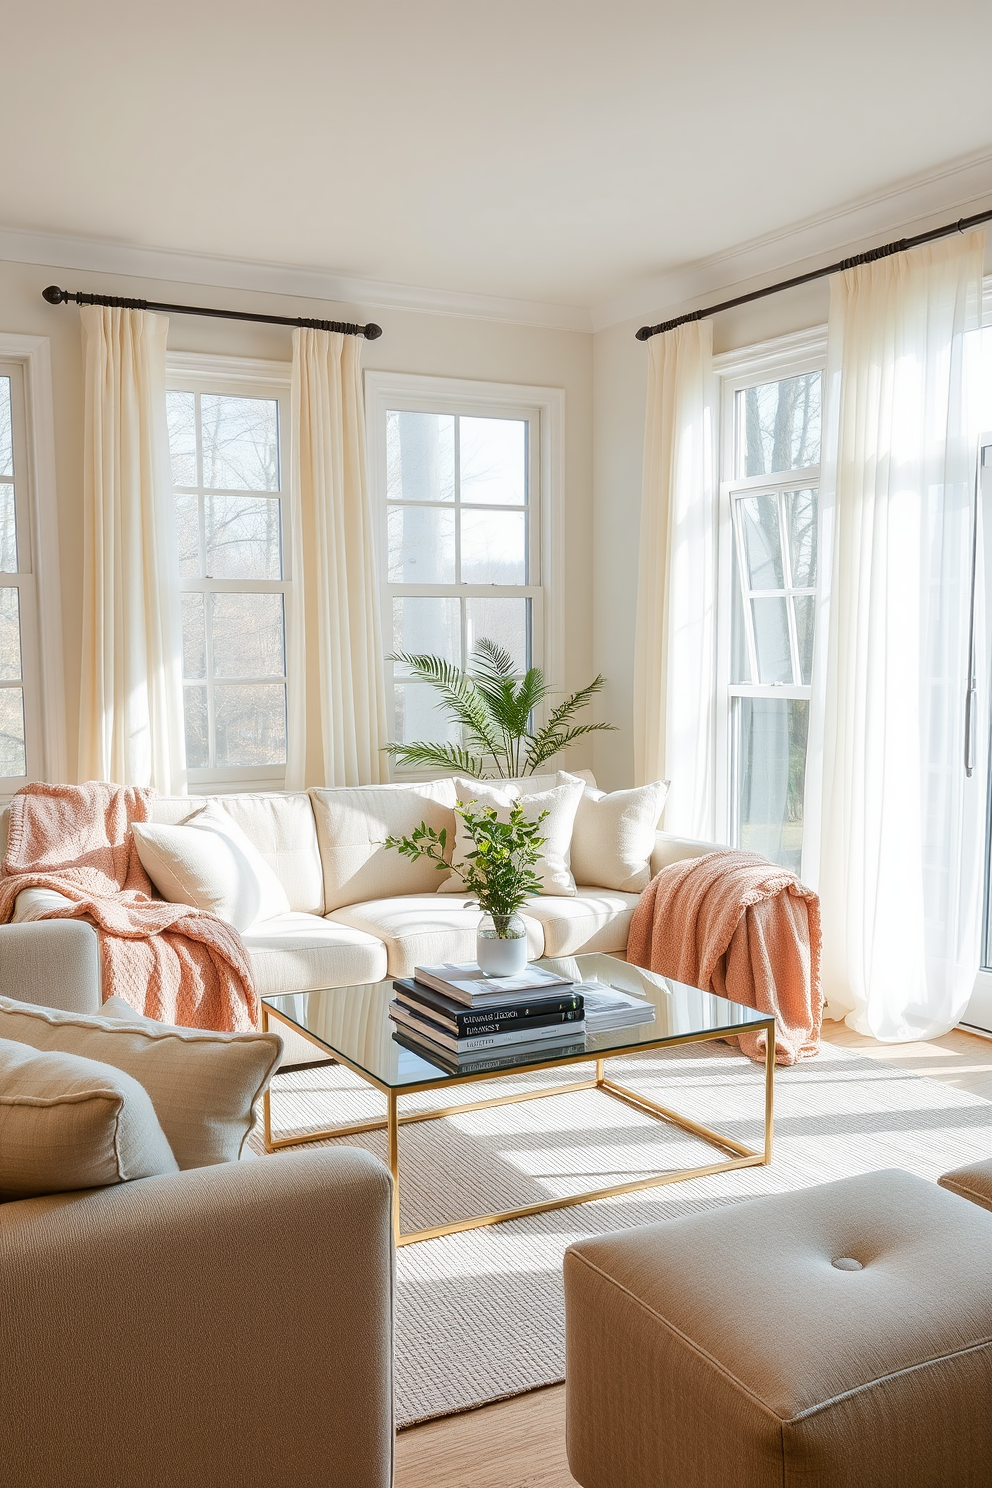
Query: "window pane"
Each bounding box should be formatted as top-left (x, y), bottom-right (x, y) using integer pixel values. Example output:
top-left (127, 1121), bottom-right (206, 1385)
top-left (387, 411), bottom-right (454, 502)
top-left (214, 682), bottom-right (286, 766)
top-left (794, 594), bottom-right (815, 685)
top-left (0, 687), bottom-right (26, 777)
top-left (465, 598), bottom-right (529, 674)
top-left (387, 504), bottom-right (455, 583)
top-left (734, 697), bottom-right (808, 872)
top-left (0, 486), bottom-right (17, 573)
top-left (738, 495), bottom-right (784, 590)
top-left (181, 594), bottom-right (206, 679)
top-left (210, 593), bottom-right (285, 679)
top-left (205, 495), bottom-right (282, 579)
top-left (392, 597), bottom-right (460, 673)
top-left (166, 391), bottom-right (197, 487)
top-left (392, 682), bottom-right (461, 746)
top-left (183, 684), bottom-right (209, 768)
top-left (460, 417), bottom-right (526, 506)
top-left (738, 373), bottom-right (820, 477)
top-left (0, 378), bottom-right (12, 479)
top-left (0, 588), bottom-right (22, 680)
top-left (730, 559), bottom-right (750, 684)
top-left (784, 488), bottom-right (817, 588)
top-left (200, 394), bottom-right (279, 491)
top-left (175, 495), bottom-right (200, 577)
top-left (751, 597), bottom-right (792, 684)
top-left (460, 508), bottom-right (526, 584)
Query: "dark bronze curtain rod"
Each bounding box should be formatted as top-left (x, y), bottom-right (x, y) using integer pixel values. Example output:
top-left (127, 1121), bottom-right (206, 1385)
top-left (635, 205), bottom-right (992, 342)
top-left (41, 285), bottom-right (383, 340)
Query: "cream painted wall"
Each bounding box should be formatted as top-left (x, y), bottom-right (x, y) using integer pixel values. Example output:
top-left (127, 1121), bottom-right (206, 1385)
top-left (0, 257), bottom-right (593, 783)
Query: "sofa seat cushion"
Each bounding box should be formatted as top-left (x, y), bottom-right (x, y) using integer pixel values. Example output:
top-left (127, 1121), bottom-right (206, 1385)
top-left (521, 887), bottom-right (641, 957)
top-left (241, 912), bottom-right (387, 995)
top-left (327, 895), bottom-right (545, 979)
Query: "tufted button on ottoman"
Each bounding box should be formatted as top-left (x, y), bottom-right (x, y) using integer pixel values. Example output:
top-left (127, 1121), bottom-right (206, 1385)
top-left (564, 1170), bottom-right (992, 1488)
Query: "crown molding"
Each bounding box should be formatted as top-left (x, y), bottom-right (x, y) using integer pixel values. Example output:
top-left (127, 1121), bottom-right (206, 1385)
top-left (0, 225), bottom-right (593, 335)
top-left (591, 148), bottom-right (992, 332)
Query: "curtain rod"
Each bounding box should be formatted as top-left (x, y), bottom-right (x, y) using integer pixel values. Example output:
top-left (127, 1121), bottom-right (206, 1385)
top-left (634, 206), bottom-right (992, 342)
top-left (41, 285), bottom-right (383, 340)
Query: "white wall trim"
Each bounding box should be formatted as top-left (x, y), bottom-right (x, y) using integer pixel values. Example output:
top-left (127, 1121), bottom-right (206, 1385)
top-left (0, 333), bottom-right (67, 783)
top-left (0, 225), bottom-right (592, 335)
top-left (165, 351), bottom-right (290, 386)
top-left (713, 325), bottom-right (829, 380)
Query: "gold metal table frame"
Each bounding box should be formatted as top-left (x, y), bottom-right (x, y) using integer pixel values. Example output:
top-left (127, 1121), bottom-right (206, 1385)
top-left (261, 1004), bottom-right (775, 1248)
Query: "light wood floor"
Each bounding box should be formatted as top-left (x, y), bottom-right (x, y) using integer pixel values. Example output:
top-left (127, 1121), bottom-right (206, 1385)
top-left (394, 1022), bottom-right (992, 1488)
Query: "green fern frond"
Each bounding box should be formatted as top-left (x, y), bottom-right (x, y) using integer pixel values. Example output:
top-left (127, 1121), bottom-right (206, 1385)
top-left (383, 740), bottom-right (488, 776)
top-left (523, 721), bottom-right (617, 772)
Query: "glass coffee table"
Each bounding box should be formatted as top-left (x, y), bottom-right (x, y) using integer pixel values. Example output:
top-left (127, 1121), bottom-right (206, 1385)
top-left (261, 952), bottom-right (775, 1246)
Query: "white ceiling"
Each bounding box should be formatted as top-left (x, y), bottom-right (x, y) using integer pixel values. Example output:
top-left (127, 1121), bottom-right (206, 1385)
top-left (4, 0), bottom-right (992, 315)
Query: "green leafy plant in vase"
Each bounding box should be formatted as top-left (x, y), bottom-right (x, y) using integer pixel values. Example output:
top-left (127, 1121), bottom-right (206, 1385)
top-left (384, 637), bottom-right (615, 778)
top-left (383, 799), bottom-right (548, 976)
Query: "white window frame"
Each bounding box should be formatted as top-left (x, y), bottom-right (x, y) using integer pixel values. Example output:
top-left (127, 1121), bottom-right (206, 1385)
top-left (365, 371), bottom-right (565, 776)
top-left (0, 334), bottom-right (65, 792)
top-left (714, 327), bottom-right (827, 856)
top-left (165, 352), bottom-right (292, 793)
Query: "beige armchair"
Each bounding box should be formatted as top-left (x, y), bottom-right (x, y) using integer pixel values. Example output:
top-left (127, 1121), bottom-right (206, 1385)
top-left (0, 925), bottom-right (395, 1488)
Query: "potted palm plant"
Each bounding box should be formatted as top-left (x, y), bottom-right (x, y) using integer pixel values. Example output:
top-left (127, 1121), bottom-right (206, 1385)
top-left (383, 799), bottom-right (547, 975)
top-left (385, 638), bottom-right (615, 778)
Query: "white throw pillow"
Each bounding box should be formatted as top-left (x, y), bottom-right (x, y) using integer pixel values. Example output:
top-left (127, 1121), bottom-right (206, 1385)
top-left (132, 800), bottom-right (290, 931)
top-left (563, 773), bottom-right (669, 892)
top-left (438, 775), bottom-right (584, 897)
top-left (0, 1037), bottom-right (178, 1199)
top-left (309, 781), bottom-right (458, 911)
top-left (0, 995), bottom-right (283, 1170)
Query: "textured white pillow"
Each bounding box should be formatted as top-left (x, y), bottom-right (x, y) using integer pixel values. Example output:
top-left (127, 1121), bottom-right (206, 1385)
top-left (564, 773), bottom-right (670, 892)
top-left (438, 775), bottom-right (585, 897)
top-left (0, 995), bottom-right (283, 1169)
top-left (0, 1037), bottom-right (178, 1199)
top-left (309, 780), bottom-right (458, 911)
top-left (132, 800), bottom-right (290, 931)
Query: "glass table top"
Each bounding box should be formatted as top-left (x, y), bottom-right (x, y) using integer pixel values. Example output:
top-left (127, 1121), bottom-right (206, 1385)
top-left (263, 953), bottom-right (772, 1092)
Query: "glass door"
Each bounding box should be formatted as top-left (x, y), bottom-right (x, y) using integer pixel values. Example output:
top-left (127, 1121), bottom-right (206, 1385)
top-left (961, 437), bottom-right (992, 1035)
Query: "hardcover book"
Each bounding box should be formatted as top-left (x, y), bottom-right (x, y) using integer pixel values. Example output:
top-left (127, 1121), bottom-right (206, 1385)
top-left (393, 977), bottom-right (584, 1034)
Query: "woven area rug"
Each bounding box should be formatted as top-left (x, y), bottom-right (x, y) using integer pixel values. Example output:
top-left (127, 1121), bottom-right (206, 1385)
top-left (253, 1039), bottom-right (992, 1427)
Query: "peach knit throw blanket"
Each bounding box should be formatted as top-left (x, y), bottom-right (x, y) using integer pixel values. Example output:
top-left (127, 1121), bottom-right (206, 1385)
top-left (627, 849), bottom-right (822, 1065)
top-left (0, 782), bottom-right (258, 1032)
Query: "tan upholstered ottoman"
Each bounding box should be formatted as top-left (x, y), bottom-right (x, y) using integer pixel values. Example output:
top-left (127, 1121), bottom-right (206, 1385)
top-left (939, 1155), bottom-right (992, 1212)
top-left (564, 1170), bottom-right (992, 1488)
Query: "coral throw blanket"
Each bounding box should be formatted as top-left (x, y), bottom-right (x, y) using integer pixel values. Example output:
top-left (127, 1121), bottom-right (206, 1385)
top-left (627, 849), bottom-right (822, 1066)
top-left (0, 782), bottom-right (258, 1032)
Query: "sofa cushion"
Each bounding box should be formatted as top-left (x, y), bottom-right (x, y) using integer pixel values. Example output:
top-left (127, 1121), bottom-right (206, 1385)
top-left (0, 1037), bottom-right (178, 1199)
top-left (521, 888), bottom-right (641, 957)
top-left (132, 802), bottom-right (291, 931)
top-left (328, 894), bottom-right (545, 979)
top-left (650, 830), bottom-right (723, 876)
top-left (310, 781), bottom-right (458, 911)
top-left (241, 911), bottom-right (388, 995)
top-left (565, 775), bottom-right (669, 892)
top-left (439, 775), bottom-right (584, 896)
top-left (0, 995), bottom-right (282, 1169)
top-left (149, 794), bottom-right (325, 916)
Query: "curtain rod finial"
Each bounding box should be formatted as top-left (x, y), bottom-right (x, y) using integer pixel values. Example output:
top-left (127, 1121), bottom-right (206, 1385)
top-left (364, 323), bottom-right (383, 341)
top-left (42, 285), bottom-right (67, 305)
top-left (635, 325), bottom-right (653, 341)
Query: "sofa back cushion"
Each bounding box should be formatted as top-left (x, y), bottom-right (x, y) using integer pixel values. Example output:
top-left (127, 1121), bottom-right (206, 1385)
top-left (149, 793), bottom-right (324, 916)
top-left (310, 781), bottom-right (458, 912)
top-left (133, 803), bottom-right (291, 931)
top-left (0, 1037), bottom-right (179, 1199)
top-left (564, 774), bottom-right (669, 892)
top-left (439, 774), bottom-right (585, 897)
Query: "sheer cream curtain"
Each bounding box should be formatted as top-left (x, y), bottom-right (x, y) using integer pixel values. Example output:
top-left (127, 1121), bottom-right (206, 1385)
top-left (807, 231), bottom-right (987, 1040)
top-left (286, 328), bottom-right (387, 788)
top-left (632, 320), bottom-right (718, 838)
top-left (77, 306), bottom-right (186, 793)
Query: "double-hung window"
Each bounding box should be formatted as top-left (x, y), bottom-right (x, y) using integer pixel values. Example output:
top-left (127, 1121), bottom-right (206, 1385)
top-left (366, 373), bottom-right (562, 764)
top-left (165, 358), bottom-right (291, 789)
top-left (718, 343), bottom-right (824, 870)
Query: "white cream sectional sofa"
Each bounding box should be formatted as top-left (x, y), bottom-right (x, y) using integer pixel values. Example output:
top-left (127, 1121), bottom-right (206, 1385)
top-left (6, 773), bottom-right (716, 1000)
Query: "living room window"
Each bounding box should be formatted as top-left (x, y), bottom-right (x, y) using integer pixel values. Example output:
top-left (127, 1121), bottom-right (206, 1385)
top-left (717, 336), bottom-right (826, 871)
top-left (365, 372), bottom-right (563, 765)
top-left (165, 357), bottom-right (291, 788)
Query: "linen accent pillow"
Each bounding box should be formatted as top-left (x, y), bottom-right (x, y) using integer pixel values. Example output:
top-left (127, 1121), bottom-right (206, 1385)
top-left (132, 800), bottom-right (291, 930)
top-left (310, 780), bottom-right (458, 911)
top-left (563, 773), bottom-right (670, 892)
top-left (439, 775), bottom-right (585, 897)
top-left (0, 1037), bottom-right (178, 1200)
top-left (0, 995), bottom-right (283, 1169)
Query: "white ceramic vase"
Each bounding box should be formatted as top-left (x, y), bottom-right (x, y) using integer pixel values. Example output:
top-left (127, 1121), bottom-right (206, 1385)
top-left (476, 911), bottom-right (528, 976)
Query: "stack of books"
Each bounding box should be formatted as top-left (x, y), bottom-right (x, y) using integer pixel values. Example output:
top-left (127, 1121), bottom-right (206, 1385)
top-left (572, 979), bottom-right (657, 1032)
top-left (389, 962), bottom-right (586, 1070)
